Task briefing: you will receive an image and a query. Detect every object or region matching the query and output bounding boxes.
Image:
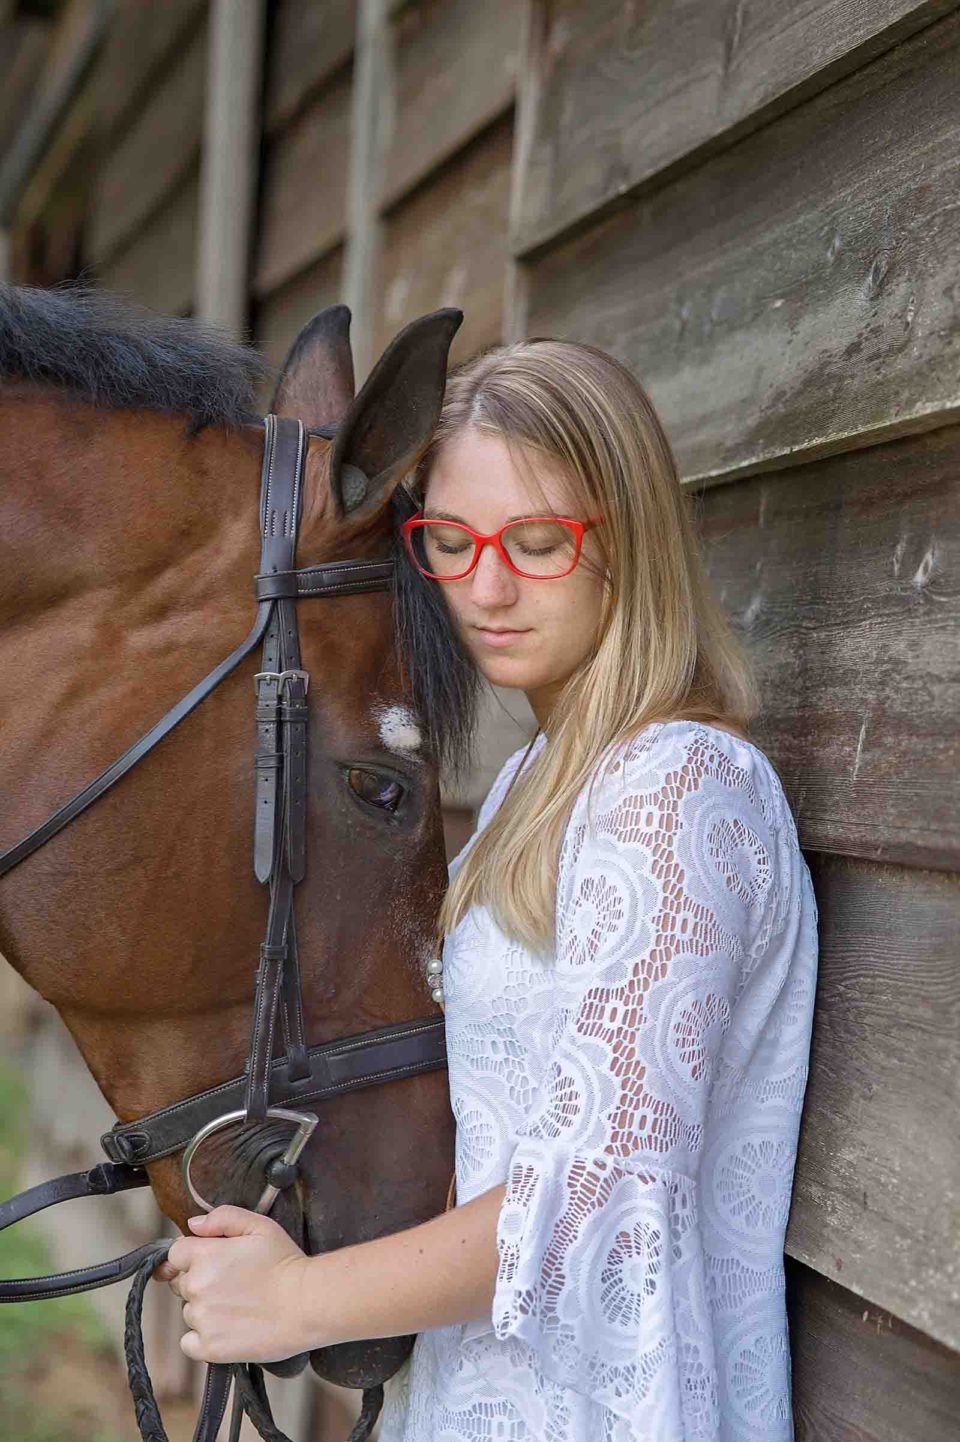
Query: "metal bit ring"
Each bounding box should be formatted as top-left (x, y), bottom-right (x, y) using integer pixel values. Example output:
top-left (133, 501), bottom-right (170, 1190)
top-left (181, 1107), bottom-right (318, 1216)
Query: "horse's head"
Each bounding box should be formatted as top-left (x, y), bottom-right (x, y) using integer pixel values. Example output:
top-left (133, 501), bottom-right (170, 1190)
top-left (0, 288), bottom-right (474, 1390)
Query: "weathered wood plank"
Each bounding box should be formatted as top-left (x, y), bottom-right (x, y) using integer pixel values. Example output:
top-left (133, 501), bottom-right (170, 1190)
top-left (783, 852), bottom-right (959, 1348)
top-left (95, 168), bottom-right (197, 318)
top-left (253, 245), bottom-right (344, 385)
top-left (253, 66), bottom-right (353, 297)
top-left (255, 0), bottom-right (521, 301)
top-left (0, 16), bottom-right (51, 161)
top-left (341, 0), bottom-right (391, 389)
top-left (195, 0), bottom-right (266, 338)
top-left (786, 1259), bottom-right (960, 1438)
top-left (261, 0), bottom-right (424, 135)
top-left (93, 0), bottom-right (204, 143)
top-left (263, 0), bottom-right (355, 135)
top-left (523, 12), bottom-right (960, 484)
top-left (514, 0), bottom-right (960, 257)
top-left (88, 17), bottom-right (205, 266)
top-left (700, 425), bottom-right (959, 868)
top-left (382, 0), bottom-right (520, 211)
top-left (374, 114), bottom-right (514, 363)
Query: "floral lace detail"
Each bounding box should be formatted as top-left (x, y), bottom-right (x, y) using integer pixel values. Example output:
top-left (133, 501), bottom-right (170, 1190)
top-left (379, 720), bottom-right (819, 1442)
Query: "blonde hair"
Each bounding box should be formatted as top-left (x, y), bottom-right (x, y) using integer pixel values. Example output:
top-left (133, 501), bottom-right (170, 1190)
top-left (409, 338), bottom-right (761, 959)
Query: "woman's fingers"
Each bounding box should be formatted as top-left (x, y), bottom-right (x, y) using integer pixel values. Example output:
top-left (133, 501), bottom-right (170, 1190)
top-left (152, 1258), bottom-right (178, 1283)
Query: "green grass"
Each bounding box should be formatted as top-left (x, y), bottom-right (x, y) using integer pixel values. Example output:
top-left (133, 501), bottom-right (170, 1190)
top-left (0, 1057), bottom-right (127, 1442)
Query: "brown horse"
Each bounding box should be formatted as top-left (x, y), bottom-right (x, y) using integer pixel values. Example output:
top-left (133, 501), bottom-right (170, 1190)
top-left (0, 284), bottom-right (474, 1395)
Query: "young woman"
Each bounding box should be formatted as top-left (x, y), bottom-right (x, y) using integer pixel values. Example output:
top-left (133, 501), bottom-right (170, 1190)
top-left (159, 338), bottom-right (819, 1442)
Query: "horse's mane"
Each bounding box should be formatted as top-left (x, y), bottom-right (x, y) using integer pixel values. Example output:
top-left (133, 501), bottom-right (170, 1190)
top-left (0, 281), bottom-right (271, 433)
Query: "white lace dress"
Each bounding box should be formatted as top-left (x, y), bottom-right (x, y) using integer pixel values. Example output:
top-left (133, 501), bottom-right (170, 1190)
top-left (378, 718), bottom-right (819, 1442)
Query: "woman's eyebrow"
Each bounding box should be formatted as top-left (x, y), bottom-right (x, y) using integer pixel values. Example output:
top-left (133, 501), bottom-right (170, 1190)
top-left (422, 508), bottom-right (557, 523)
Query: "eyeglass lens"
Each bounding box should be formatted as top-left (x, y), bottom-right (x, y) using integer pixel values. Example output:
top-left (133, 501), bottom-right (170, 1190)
top-left (412, 520), bottom-right (579, 577)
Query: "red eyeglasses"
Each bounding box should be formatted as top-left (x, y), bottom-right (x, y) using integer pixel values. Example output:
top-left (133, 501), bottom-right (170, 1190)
top-left (400, 512), bottom-right (605, 581)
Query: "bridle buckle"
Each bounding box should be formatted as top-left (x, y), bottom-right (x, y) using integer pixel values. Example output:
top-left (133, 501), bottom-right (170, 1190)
top-left (253, 668), bottom-right (310, 695)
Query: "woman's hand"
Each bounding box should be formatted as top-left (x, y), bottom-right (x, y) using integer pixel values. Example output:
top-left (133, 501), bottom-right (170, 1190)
top-left (154, 1206), bottom-right (315, 1364)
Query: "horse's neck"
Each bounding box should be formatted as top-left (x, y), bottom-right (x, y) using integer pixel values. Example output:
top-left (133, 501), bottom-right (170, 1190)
top-left (0, 393), bottom-right (260, 971)
top-left (0, 392), bottom-right (260, 610)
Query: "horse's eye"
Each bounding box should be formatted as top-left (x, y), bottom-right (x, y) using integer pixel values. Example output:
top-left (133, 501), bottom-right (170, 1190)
top-left (347, 768), bottom-right (405, 812)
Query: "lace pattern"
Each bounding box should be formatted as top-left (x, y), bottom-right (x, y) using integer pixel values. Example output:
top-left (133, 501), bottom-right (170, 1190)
top-left (379, 720), bottom-right (819, 1442)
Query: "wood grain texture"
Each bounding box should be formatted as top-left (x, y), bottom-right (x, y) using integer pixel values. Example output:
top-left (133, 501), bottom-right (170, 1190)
top-left (88, 18), bottom-right (205, 267)
top-left (698, 424), bottom-right (959, 868)
top-left (523, 11), bottom-right (960, 485)
top-left (514, 0), bottom-right (959, 256)
top-left (786, 1258), bottom-right (960, 1438)
top-left (382, 0), bottom-right (521, 211)
top-left (785, 852), bottom-right (959, 1347)
top-left (374, 114), bottom-right (514, 362)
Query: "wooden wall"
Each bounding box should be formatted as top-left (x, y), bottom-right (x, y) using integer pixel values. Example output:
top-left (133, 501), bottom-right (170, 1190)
top-left (88, 0), bottom-right (206, 318)
top-left (2, 1), bottom-right (958, 1436)
top-left (504, 2), bottom-right (960, 1434)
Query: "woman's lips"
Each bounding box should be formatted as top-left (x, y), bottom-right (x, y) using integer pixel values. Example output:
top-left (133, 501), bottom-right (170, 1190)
top-left (474, 626), bottom-right (530, 647)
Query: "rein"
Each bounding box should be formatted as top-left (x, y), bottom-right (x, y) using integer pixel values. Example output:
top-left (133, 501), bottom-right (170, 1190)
top-left (0, 414), bottom-right (447, 1442)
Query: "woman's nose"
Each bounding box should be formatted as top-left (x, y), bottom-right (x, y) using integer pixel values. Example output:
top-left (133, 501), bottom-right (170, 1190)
top-left (469, 541), bottom-right (518, 604)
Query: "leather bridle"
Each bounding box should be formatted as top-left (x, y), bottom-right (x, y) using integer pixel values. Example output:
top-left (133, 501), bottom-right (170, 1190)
top-left (0, 414), bottom-right (448, 1442)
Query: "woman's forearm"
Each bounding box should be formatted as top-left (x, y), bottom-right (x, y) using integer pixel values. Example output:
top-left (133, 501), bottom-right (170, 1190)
top-left (297, 1182), bottom-right (506, 1349)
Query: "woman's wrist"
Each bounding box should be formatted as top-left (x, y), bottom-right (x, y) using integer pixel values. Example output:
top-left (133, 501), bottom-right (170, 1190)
top-left (287, 1183), bottom-right (505, 1351)
top-left (292, 1251), bottom-right (337, 1352)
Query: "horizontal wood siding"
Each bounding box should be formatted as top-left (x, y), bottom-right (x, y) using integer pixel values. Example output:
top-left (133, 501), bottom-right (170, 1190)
top-left (787, 850), bottom-right (959, 1347)
top-left (383, 0), bottom-right (520, 211)
top-left (88, 18), bottom-right (206, 269)
top-left (521, 10), bottom-right (960, 485)
top-left (253, 245), bottom-right (345, 396)
top-left (254, 63), bottom-right (354, 298)
top-left (787, 1259), bottom-right (960, 1438)
top-left (375, 115), bottom-right (515, 362)
top-left (514, 0), bottom-right (958, 256)
top-left (696, 426), bottom-right (959, 871)
top-left (511, 0), bottom-right (960, 1431)
top-left (263, 0), bottom-right (356, 135)
top-left (93, 0), bottom-right (204, 144)
top-left (0, 16), bottom-right (52, 161)
top-left (96, 168), bottom-right (198, 318)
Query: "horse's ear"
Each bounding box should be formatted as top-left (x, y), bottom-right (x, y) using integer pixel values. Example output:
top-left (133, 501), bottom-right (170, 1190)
top-left (269, 304), bottom-right (356, 425)
top-left (328, 308), bottom-right (463, 519)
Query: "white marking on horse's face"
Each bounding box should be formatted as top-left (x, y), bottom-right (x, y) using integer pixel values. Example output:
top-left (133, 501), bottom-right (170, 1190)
top-left (376, 705), bottom-right (423, 756)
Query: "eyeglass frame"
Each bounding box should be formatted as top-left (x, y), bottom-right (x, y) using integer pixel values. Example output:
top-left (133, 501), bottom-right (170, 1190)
top-left (400, 510), bottom-right (606, 581)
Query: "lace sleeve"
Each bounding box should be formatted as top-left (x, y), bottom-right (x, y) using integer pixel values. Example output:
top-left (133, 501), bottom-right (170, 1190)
top-left (485, 725), bottom-right (784, 1431)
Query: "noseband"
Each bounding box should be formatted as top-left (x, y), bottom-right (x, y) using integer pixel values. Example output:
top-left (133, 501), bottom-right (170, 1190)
top-left (0, 415), bottom-right (446, 1442)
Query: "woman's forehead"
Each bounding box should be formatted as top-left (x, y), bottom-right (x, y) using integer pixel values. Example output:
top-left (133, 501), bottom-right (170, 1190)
top-left (425, 429), bottom-right (574, 515)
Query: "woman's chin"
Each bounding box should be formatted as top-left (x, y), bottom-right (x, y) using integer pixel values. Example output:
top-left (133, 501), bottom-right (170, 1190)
top-left (476, 655), bottom-right (537, 689)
